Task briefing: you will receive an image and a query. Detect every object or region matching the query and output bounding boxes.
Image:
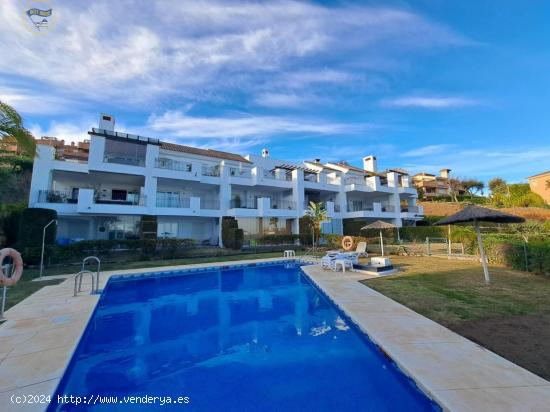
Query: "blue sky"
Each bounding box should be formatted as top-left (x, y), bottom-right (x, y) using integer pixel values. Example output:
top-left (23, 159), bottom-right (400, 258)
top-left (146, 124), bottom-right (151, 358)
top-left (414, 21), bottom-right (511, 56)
top-left (1, 0), bottom-right (549, 184)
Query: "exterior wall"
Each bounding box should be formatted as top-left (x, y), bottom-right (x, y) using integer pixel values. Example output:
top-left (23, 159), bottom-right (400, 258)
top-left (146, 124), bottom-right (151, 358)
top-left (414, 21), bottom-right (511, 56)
top-left (29, 124), bottom-right (423, 244)
top-left (528, 172), bottom-right (550, 204)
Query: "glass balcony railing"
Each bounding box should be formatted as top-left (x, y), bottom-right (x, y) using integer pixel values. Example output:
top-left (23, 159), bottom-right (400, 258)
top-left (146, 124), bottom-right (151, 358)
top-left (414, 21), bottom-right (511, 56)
top-left (270, 200), bottom-right (296, 210)
top-left (155, 158), bottom-right (192, 172)
top-left (401, 205), bottom-right (419, 213)
top-left (263, 171), bottom-right (292, 181)
top-left (200, 199), bottom-right (220, 210)
top-left (156, 196), bottom-right (190, 208)
top-left (230, 199), bottom-right (258, 209)
top-left (103, 154), bottom-right (145, 167)
top-left (229, 168), bottom-right (252, 178)
top-left (95, 192), bottom-right (145, 206)
top-left (201, 165), bottom-right (220, 177)
top-left (347, 203), bottom-right (374, 212)
top-left (38, 190), bottom-right (78, 204)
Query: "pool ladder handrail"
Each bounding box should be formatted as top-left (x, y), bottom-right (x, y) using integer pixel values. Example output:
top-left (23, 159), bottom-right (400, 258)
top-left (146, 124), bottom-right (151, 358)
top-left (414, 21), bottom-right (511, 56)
top-left (74, 270), bottom-right (96, 297)
top-left (80, 256), bottom-right (101, 294)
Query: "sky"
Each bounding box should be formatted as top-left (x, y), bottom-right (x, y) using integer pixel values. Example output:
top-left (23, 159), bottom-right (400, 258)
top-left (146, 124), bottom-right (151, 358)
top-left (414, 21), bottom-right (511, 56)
top-left (1, 0), bottom-right (549, 184)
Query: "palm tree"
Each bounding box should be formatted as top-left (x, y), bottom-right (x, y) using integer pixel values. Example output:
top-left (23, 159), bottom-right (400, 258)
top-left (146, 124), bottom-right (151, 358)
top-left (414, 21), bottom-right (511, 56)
top-left (304, 201), bottom-right (328, 251)
top-left (0, 101), bottom-right (35, 155)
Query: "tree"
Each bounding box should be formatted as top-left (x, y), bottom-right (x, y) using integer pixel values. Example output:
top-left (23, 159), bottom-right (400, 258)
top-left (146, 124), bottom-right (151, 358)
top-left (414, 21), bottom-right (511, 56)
top-left (304, 201), bottom-right (328, 250)
top-left (448, 178), bottom-right (463, 202)
top-left (461, 179), bottom-right (484, 197)
top-left (488, 178), bottom-right (507, 196)
top-left (0, 101), bottom-right (35, 155)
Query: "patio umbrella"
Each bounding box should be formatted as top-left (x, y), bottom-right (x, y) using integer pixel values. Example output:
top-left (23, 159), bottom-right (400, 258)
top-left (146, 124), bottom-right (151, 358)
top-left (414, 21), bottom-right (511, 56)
top-left (361, 220), bottom-right (396, 256)
top-left (434, 205), bottom-right (524, 284)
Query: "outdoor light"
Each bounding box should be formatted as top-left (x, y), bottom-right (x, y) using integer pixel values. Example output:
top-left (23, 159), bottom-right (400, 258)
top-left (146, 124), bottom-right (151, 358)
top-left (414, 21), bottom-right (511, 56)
top-left (39, 219), bottom-right (58, 279)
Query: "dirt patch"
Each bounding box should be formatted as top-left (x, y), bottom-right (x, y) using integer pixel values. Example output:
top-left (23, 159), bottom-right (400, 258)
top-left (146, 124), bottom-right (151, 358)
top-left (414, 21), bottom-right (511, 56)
top-left (418, 202), bottom-right (550, 221)
top-left (447, 314), bottom-right (550, 381)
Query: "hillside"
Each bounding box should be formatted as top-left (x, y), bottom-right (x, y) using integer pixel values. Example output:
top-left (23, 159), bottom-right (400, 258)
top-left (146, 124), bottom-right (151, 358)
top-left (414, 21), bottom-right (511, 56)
top-left (419, 201), bottom-right (550, 221)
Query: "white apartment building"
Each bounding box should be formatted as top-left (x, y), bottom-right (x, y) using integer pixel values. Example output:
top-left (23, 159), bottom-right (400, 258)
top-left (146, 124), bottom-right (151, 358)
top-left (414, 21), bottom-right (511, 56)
top-left (28, 114), bottom-right (423, 245)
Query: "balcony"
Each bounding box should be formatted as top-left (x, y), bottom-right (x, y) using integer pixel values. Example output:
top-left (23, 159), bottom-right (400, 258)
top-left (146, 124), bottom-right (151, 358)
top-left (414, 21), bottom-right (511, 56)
top-left (381, 205), bottom-right (395, 212)
top-left (327, 176), bottom-right (341, 186)
top-left (201, 164), bottom-right (220, 177)
top-left (230, 199), bottom-right (258, 209)
top-left (103, 153), bottom-right (145, 167)
top-left (155, 157), bottom-right (192, 172)
top-left (94, 192), bottom-right (145, 206)
top-left (156, 195), bottom-right (190, 208)
top-left (263, 170), bottom-right (292, 181)
top-left (347, 203), bottom-right (374, 213)
top-left (200, 199), bottom-right (220, 210)
top-left (304, 173), bottom-right (318, 183)
top-left (38, 190), bottom-right (78, 204)
top-left (401, 205), bottom-right (420, 213)
top-left (270, 200), bottom-right (296, 210)
top-left (229, 167), bottom-right (252, 178)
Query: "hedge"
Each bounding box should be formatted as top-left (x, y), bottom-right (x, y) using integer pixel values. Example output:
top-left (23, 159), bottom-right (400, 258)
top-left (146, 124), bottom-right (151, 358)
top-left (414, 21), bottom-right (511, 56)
top-left (221, 217), bottom-right (243, 250)
top-left (21, 238), bottom-right (196, 265)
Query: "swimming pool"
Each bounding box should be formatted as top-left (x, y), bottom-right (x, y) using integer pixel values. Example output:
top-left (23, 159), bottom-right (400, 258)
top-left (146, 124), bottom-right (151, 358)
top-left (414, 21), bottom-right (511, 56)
top-left (50, 262), bottom-right (439, 411)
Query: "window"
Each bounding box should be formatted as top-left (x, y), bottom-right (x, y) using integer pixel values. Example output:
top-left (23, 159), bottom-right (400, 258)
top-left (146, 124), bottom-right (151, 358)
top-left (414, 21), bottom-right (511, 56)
top-left (111, 189), bottom-right (127, 201)
top-left (158, 222), bottom-right (178, 238)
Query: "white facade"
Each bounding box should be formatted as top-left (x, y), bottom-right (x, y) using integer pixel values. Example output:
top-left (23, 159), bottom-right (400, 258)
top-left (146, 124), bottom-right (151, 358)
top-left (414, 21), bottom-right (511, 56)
top-left (28, 116), bottom-right (423, 246)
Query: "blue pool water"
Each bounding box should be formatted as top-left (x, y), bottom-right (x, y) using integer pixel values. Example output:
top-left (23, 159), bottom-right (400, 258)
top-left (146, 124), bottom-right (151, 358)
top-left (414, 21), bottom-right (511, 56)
top-left (50, 262), bottom-right (439, 411)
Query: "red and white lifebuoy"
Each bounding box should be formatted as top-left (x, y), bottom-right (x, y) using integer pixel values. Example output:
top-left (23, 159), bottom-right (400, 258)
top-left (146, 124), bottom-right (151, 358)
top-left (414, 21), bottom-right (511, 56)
top-left (0, 248), bottom-right (23, 286)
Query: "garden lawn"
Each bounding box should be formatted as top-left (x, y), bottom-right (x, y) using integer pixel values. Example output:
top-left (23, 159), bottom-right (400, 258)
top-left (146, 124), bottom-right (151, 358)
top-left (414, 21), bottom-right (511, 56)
top-left (363, 256), bottom-right (550, 380)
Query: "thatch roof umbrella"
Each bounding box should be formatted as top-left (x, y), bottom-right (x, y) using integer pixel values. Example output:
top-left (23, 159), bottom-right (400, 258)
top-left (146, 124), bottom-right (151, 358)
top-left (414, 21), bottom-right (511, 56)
top-left (434, 205), bottom-right (525, 284)
top-left (361, 220), bottom-right (396, 256)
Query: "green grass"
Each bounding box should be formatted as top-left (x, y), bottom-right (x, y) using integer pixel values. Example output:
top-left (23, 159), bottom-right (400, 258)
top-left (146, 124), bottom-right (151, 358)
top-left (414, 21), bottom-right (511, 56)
top-left (363, 256), bottom-right (550, 324)
top-left (5, 250), bottom-right (308, 311)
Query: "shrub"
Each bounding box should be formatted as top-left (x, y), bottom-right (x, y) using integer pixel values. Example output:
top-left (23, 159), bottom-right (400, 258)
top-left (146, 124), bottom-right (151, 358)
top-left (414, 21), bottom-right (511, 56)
top-left (0, 203), bottom-right (25, 246)
top-left (17, 208), bottom-right (57, 248)
top-left (229, 228), bottom-right (243, 250)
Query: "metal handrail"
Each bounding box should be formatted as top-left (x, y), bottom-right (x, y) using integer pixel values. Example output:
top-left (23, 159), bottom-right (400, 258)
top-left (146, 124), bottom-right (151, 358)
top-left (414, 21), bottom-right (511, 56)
top-left (74, 270), bottom-right (96, 296)
top-left (81, 256), bottom-right (101, 293)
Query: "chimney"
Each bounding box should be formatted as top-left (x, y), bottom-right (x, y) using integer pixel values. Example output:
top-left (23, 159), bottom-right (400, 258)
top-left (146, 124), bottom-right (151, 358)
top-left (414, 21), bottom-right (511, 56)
top-left (440, 168), bottom-right (451, 179)
top-left (99, 113), bottom-right (115, 131)
top-left (261, 148), bottom-right (269, 158)
top-left (363, 155), bottom-right (377, 172)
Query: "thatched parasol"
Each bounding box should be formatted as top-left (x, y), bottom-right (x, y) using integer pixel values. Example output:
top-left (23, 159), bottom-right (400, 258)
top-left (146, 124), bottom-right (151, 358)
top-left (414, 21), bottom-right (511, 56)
top-left (361, 220), bottom-right (396, 256)
top-left (434, 205), bottom-right (525, 284)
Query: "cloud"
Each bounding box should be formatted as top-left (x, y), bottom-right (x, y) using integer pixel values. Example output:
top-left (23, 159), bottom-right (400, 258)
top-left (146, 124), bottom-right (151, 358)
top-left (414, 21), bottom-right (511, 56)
top-left (254, 92), bottom-right (327, 108)
top-left (145, 110), bottom-right (369, 139)
top-left (382, 96), bottom-right (481, 109)
top-left (402, 144), bottom-right (454, 157)
top-left (0, 86), bottom-right (81, 115)
top-left (0, 0), bottom-right (470, 108)
top-left (29, 119), bottom-right (96, 144)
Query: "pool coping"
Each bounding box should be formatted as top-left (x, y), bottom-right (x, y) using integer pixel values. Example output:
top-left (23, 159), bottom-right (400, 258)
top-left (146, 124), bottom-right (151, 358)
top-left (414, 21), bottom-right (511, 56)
top-left (1, 257), bottom-right (549, 411)
top-left (300, 264), bottom-right (550, 412)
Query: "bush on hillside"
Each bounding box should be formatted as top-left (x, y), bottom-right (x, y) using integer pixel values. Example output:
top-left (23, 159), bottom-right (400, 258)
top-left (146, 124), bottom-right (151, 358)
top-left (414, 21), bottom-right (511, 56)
top-left (17, 208), bottom-right (57, 248)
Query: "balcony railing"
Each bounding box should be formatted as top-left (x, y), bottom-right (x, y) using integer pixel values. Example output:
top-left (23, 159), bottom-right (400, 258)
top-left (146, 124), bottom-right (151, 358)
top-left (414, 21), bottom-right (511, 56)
top-left (347, 203), bottom-right (374, 212)
top-left (304, 174), bottom-right (318, 183)
top-left (327, 177), bottom-right (341, 185)
top-left (263, 171), bottom-right (292, 181)
top-left (200, 199), bottom-right (220, 210)
top-left (401, 205), bottom-right (419, 213)
top-left (381, 205), bottom-right (395, 212)
top-left (230, 199), bottom-right (258, 209)
top-left (156, 196), bottom-right (190, 208)
top-left (38, 190), bottom-right (78, 204)
top-left (155, 158), bottom-right (192, 172)
top-left (95, 192), bottom-right (145, 206)
top-left (201, 165), bottom-right (220, 177)
top-left (270, 200), bottom-right (296, 210)
top-left (344, 177), bottom-right (366, 186)
top-left (334, 204), bottom-right (341, 212)
top-left (103, 154), bottom-right (145, 167)
top-left (229, 167), bottom-right (252, 178)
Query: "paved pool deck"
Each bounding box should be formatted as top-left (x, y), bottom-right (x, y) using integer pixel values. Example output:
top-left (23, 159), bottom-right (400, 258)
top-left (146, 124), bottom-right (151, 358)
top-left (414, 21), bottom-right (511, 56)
top-left (0, 258), bottom-right (549, 411)
top-left (302, 264), bottom-right (550, 412)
